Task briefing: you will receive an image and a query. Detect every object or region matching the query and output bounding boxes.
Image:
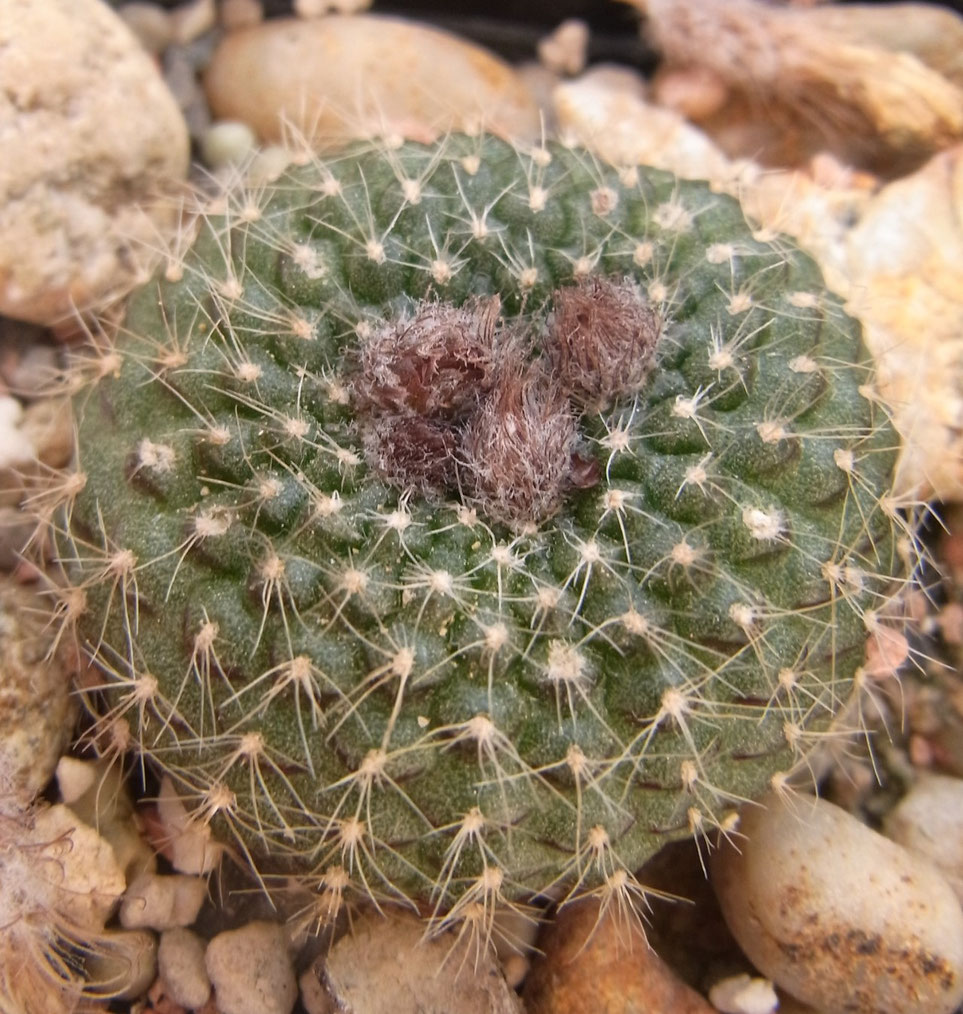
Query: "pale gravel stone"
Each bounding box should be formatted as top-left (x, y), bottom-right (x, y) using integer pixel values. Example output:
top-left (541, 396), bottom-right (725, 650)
top-left (7, 803), bottom-right (126, 931)
top-left (884, 773), bottom-right (963, 904)
top-left (247, 145), bottom-right (295, 184)
top-left (205, 921), bottom-right (297, 1014)
top-left (120, 872), bottom-right (208, 930)
top-left (712, 792), bottom-right (963, 1014)
top-left (201, 121), bottom-right (259, 169)
top-left (323, 909), bottom-right (524, 1014)
top-left (155, 775), bottom-right (224, 875)
top-left (118, 2), bottom-right (174, 53)
top-left (0, 580), bottom-right (75, 802)
top-left (159, 928), bottom-right (211, 1010)
top-left (170, 0), bottom-right (216, 44)
top-left (55, 756), bottom-right (98, 805)
top-left (203, 15), bottom-right (540, 150)
top-left (0, 397), bottom-right (34, 471)
top-left (0, 0), bottom-right (189, 325)
top-left (537, 19), bottom-right (590, 77)
top-left (220, 0), bottom-right (264, 30)
top-left (709, 973), bottom-right (779, 1014)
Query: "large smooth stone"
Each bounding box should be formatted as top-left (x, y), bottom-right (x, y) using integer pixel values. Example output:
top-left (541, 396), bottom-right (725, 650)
top-left (712, 793), bottom-right (963, 1014)
top-left (0, 0), bottom-right (189, 325)
top-left (204, 15), bottom-right (541, 149)
top-left (884, 773), bottom-right (963, 904)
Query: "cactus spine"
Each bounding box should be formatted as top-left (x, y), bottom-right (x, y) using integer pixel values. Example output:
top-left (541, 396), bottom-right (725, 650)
top-left (50, 134), bottom-right (917, 944)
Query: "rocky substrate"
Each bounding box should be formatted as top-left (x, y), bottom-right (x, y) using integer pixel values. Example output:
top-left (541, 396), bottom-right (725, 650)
top-left (2, 2), bottom-right (963, 1013)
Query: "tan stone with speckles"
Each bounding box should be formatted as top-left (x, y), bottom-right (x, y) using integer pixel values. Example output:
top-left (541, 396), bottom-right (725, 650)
top-left (0, 0), bottom-right (189, 325)
top-left (712, 793), bottom-right (963, 1014)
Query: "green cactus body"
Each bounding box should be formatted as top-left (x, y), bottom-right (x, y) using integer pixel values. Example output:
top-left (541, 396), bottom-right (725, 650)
top-left (60, 135), bottom-right (910, 932)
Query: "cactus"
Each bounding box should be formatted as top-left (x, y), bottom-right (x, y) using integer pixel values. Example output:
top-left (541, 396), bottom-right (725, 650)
top-left (52, 134), bottom-right (916, 944)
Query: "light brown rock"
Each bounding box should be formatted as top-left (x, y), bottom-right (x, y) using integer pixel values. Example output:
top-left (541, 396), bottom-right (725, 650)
top-left (836, 144), bottom-right (963, 501)
top-left (0, 0), bottom-right (189, 325)
top-left (204, 15), bottom-right (540, 150)
top-left (159, 927), bottom-right (211, 1010)
top-left (523, 898), bottom-right (715, 1014)
top-left (205, 921), bottom-right (297, 1014)
top-left (322, 908), bottom-right (524, 1014)
top-left (884, 773), bottom-right (963, 904)
top-left (712, 793), bottom-right (963, 1014)
top-left (120, 872), bottom-right (207, 930)
top-left (0, 580), bottom-right (75, 803)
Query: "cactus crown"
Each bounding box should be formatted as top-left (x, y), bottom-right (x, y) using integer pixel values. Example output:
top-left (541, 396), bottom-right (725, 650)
top-left (52, 133), bottom-right (916, 946)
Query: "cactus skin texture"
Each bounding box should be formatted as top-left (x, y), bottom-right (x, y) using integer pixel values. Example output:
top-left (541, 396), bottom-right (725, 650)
top-left (59, 134), bottom-right (914, 938)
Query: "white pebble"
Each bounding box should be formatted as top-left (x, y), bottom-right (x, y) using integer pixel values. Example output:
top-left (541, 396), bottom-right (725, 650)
top-left (884, 773), bottom-right (963, 904)
top-left (156, 776), bottom-right (224, 875)
top-left (247, 144), bottom-right (294, 184)
top-left (205, 921), bottom-right (297, 1014)
top-left (170, 0), bottom-right (216, 44)
top-left (159, 927), bottom-right (211, 1010)
top-left (712, 792), bottom-right (963, 1014)
top-left (120, 872), bottom-right (207, 930)
top-left (201, 120), bottom-right (258, 169)
top-left (118, 2), bottom-right (173, 53)
top-left (0, 396), bottom-right (35, 470)
top-left (537, 18), bottom-right (589, 77)
top-left (709, 973), bottom-right (778, 1014)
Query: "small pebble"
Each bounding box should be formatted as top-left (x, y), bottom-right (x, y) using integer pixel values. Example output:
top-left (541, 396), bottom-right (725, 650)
top-left (170, 0), bottom-right (216, 44)
top-left (324, 908), bottom-right (523, 1014)
top-left (159, 927), bottom-right (211, 1010)
top-left (247, 144), bottom-right (295, 184)
top-left (200, 120), bottom-right (258, 169)
top-left (220, 0), bottom-right (264, 30)
top-left (205, 921), bottom-right (297, 1014)
top-left (120, 872), bottom-right (207, 930)
top-left (884, 773), bottom-right (963, 904)
top-left (709, 973), bottom-right (778, 1014)
top-left (154, 775), bottom-right (224, 875)
top-left (537, 18), bottom-right (589, 77)
top-left (712, 792), bottom-right (963, 1014)
top-left (118, 2), bottom-right (174, 53)
top-left (0, 396), bottom-right (34, 471)
top-left (523, 898), bottom-right (714, 1014)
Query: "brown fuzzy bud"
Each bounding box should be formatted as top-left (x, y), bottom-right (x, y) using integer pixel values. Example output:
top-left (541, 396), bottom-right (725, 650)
top-left (353, 296), bottom-right (501, 418)
top-left (361, 413), bottom-right (460, 495)
top-left (547, 277), bottom-right (661, 410)
top-left (461, 358), bottom-right (577, 528)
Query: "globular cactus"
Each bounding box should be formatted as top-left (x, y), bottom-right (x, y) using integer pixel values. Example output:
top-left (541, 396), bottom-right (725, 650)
top-left (52, 134), bottom-right (916, 943)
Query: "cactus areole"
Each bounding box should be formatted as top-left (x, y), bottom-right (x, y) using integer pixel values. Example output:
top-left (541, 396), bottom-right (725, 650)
top-left (62, 136), bottom-right (910, 926)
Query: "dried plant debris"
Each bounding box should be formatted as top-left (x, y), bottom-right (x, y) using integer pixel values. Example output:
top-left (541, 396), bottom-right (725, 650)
top-left (627, 0), bottom-right (963, 174)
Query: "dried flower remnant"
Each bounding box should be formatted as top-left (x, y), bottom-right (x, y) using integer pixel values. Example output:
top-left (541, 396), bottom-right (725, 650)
top-left (462, 360), bottom-right (577, 528)
top-left (548, 277), bottom-right (661, 411)
top-left (361, 412), bottom-right (461, 495)
top-left (353, 296), bottom-right (501, 418)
